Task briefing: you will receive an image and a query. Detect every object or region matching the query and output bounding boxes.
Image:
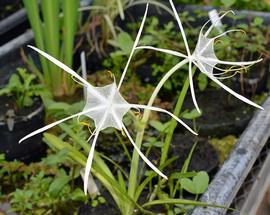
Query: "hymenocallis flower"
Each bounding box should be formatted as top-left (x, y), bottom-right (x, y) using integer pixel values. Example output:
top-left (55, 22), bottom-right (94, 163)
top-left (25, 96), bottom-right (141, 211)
top-left (136, 0), bottom-right (263, 113)
top-left (19, 4), bottom-right (197, 195)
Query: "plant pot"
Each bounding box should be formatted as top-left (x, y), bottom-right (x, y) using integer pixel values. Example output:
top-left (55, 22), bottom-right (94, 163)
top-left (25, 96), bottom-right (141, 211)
top-left (0, 29), bottom-right (45, 163)
top-left (0, 1), bottom-right (29, 46)
top-left (0, 96), bottom-right (45, 162)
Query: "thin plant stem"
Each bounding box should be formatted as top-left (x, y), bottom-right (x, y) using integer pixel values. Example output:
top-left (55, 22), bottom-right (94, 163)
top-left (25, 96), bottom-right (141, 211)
top-left (114, 130), bottom-right (132, 161)
top-left (160, 67), bottom-right (196, 167)
top-left (126, 58), bottom-right (189, 214)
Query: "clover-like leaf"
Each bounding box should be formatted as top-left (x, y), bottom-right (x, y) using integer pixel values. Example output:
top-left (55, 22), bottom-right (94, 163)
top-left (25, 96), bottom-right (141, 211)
top-left (180, 171), bottom-right (209, 195)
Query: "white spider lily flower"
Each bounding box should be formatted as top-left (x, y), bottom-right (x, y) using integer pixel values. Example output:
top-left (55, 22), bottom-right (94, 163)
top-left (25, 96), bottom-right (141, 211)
top-left (19, 4), bottom-right (197, 195)
top-left (136, 0), bottom-right (263, 113)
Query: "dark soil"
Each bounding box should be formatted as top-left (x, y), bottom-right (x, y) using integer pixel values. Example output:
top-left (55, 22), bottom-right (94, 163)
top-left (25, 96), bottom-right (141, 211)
top-left (149, 132), bottom-right (219, 176)
top-left (78, 204), bottom-right (120, 215)
top-left (0, 0), bottom-right (22, 21)
top-left (170, 133), bottom-right (219, 174)
top-left (78, 191), bottom-right (120, 215)
top-left (180, 89), bottom-right (254, 137)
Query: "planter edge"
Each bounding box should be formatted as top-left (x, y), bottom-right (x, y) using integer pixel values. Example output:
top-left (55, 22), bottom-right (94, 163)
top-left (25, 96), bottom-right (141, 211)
top-left (192, 94), bottom-right (270, 215)
top-left (0, 8), bottom-right (27, 35)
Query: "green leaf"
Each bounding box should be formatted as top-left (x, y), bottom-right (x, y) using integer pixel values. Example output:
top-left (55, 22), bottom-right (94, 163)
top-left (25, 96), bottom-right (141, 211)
top-left (117, 170), bottom-right (127, 192)
top-left (91, 199), bottom-right (98, 207)
top-left (98, 196), bottom-right (106, 204)
top-left (41, 149), bottom-right (69, 166)
top-left (0, 88), bottom-right (10, 96)
top-left (117, 32), bottom-right (133, 54)
top-left (182, 109), bottom-right (201, 120)
top-left (49, 170), bottom-right (71, 197)
top-left (197, 73), bottom-right (208, 91)
top-left (23, 0), bottom-right (50, 86)
top-left (253, 17), bottom-right (263, 26)
top-left (47, 101), bottom-right (71, 110)
top-left (164, 80), bottom-right (172, 90)
top-left (8, 74), bottom-right (22, 89)
top-left (71, 188), bottom-right (87, 201)
top-left (180, 178), bottom-right (196, 194)
top-left (193, 171), bottom-right (209, 194)
top-left (180, 171), bottom-right (209, 194)
top-left (0, 154), bottom-right (5, 162)
top-left (23, 96), bottom-right (33, 107)
top-left (143, 141), bottom-right (163, 148)
top-left (62, 0), bottom-right (79, 94)
top-left (221, 0), bottom-right (236, 7)
top-left (142, 198), bottom-right (236, 211)
top-left (149, 120), bottom-right (168, 132)
top-left (139, 35), bottom-right (154, 46)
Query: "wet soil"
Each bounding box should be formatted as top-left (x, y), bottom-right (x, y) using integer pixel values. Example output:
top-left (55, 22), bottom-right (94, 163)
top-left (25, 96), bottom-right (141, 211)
top-left (180, 89), bottom-right (254, 137)
top-left (170, 133), bottom-right (219, 173)
top-left (149, 132), bottom-right (219, 176)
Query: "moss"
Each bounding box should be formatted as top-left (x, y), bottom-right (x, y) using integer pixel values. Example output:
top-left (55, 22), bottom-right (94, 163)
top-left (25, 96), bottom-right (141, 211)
top-left (209, 135), bottom-right (238, 164)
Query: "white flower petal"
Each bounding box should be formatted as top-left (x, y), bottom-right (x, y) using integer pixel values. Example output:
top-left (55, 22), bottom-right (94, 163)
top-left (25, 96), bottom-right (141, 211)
top-left (83, 83), bottom-right (130, 130)
top-left (169, 0), bottom-right (191, 56)
top-left (202, 61), bottom-right (254, 74)
top-left (201, 29), bottom-right (243, 54)
top-left (19, 107), bottom-right (101, 143)
top-left (188, 61), bottom-right (201, 113)
top-left (87, 128), bottom-right (97, 142)
top-left (121, 124), bottom-right (168, 179)
top-left (211, 29), bottom-right (244, 41)
top-left (129, 104), bottom-right (198, 135)
top-left (28, 45), bottom-right (91, 88)
top-left (208, 75), bottom-right (264, 110)
top-left (84, 129), bottom-right (100, 194)
top-left (135, 46), bottom-right (187, 58)
top-left (206, 57), bottom-right (262, 66)
top-left (118, 3), bottom-right (149, 89)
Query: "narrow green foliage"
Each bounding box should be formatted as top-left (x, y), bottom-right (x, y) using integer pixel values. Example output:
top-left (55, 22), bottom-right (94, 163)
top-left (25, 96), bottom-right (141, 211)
top-left (23, 0), bottom-right (50, 87)
top-left (23, 0), bottom-right (79, 98)
top-left (63, 0), bottom-right (80, 94)
top-left (41, 0), bottom-right (61, 95)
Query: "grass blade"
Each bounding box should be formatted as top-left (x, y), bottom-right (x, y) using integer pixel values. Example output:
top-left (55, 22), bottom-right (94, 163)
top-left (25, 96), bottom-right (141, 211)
top-left (41, 0), bottom-right (62, 96)
top-left (63, 0), bottom-right (79, 95)
top-left (23, 0), bottom-right (50, 88)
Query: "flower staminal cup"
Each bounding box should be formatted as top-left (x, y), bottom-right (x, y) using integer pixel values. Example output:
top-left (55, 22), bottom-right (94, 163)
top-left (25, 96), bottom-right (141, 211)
top-left (136, 0), bottom-right (263, 112)
top-left (19, 3), bottom-right (197, 195)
